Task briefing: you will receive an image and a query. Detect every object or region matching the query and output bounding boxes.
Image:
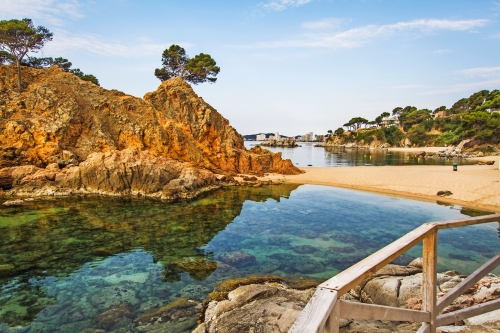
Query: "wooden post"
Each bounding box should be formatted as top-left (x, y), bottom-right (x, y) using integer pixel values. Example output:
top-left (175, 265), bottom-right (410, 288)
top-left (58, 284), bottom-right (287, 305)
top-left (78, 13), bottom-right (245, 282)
top-left (324, 301), bottom-right (340, 333)
top-left (422, 230), bottom-right (437, 333)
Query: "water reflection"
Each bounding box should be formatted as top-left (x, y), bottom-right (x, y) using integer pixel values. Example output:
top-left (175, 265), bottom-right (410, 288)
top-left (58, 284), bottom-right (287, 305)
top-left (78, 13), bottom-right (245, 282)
top-left (0, 185), bottom-right (300, 330)
top-left (244, 141), bottom-right (478, 167)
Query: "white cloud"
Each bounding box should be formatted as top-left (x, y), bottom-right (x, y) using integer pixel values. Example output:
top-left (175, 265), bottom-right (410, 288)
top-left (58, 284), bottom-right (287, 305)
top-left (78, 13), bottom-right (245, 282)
top-left (433, 49), bottom-right (453, 54)
top-left (239, 18), bottom-right (489, 49)
top-left (0, 0), bottom-right (83, 26)
top-left (456, 66), bottom-right (500, 78)
top-left (43, 30), bottom-right (192, 57)
top-left (422, 79), bottom-right (500, 95)
top-left (260, 0), bottom-right (313, 11)
top-left (301, 18), bottom-right (344, 30)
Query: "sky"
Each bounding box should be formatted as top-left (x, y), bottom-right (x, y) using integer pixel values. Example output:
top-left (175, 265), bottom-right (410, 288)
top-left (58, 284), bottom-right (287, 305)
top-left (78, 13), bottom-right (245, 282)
top-left (1, 0), bottom-right (500, 137)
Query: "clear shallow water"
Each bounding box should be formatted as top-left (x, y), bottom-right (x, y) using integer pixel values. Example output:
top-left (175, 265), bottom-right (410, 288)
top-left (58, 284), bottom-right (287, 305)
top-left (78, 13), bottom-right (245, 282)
top-left (244, 141), bottom-right (478, 167)
top-left (0, 185), bottom-right (498, 332)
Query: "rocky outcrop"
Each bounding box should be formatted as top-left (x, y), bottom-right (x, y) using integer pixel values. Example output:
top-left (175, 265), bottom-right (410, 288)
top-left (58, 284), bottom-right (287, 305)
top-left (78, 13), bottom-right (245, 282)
top-left (260, 139), bottom-right (299, 148)
top-left (1, 149), bottom-right (218, 200)
top-left (193, 284), bottom-right (315, 333)
top-left (0, 65), bottom-right (301, 196)
top-left (0, 66), bottom-right (301, 172)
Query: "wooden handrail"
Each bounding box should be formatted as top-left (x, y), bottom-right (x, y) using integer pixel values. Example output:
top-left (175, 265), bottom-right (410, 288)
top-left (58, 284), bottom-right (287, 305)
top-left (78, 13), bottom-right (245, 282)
top-left (319, 223), bottom-right (435, 295)
top-left (289, 213), bottom-right (500, 333)
top-left (436, 253), bottom-right (500, 313)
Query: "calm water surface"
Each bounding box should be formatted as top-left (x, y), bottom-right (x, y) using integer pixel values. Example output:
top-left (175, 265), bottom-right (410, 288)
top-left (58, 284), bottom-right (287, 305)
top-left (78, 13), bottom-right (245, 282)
top-left (0, 185), bottom-right (498, 332)
top-left (244, 141), bottom-right (478, 167)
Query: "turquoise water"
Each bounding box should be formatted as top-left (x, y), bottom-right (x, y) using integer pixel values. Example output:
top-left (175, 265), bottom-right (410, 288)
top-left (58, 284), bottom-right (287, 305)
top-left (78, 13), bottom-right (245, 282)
top-left (245, 141), bottom-right (479, 167)
top-left (0, 185), bottom-right (498, 332)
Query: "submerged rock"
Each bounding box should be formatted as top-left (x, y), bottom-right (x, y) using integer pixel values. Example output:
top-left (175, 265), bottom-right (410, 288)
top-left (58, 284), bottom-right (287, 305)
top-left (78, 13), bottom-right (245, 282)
top-left (95, 302), bottom-right (135, 331)
top-left (217, 251), bottom-right (256, 268)
top-left (134, 297), bottom-right (201, 333)
top-left (90, 284), bottom-right (140, 311)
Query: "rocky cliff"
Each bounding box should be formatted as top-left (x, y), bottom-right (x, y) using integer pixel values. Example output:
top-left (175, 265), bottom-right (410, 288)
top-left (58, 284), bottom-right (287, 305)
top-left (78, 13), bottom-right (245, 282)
top-left (0, 65), bottom-right (301, 197)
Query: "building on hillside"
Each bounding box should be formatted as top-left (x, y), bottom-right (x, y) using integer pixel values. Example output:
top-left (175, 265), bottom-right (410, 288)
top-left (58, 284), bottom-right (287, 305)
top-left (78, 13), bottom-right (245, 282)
top-left (275, 132), bottom-right (280, 140)
top-left (256, 133), bottom-right (266, 141)
top-left (381, 116), bottom-right (400, 126)
top-left (432, 111), bottom-right (447, 119)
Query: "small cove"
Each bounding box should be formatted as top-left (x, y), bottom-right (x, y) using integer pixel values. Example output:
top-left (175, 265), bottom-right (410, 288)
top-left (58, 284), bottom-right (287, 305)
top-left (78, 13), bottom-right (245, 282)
top-left (245, 141), bottom-right (479, 167)
top-left (0, 184), bottom-right (498, 332)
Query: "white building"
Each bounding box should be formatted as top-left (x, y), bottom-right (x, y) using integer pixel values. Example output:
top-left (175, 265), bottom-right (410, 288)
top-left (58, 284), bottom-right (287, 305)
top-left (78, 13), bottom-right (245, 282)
top-left (381, 116), bottom-right (400, 126)
top-left (275, 132), bottom-right (280, 140)
top-left (256, 133), bottom-right (266, 141)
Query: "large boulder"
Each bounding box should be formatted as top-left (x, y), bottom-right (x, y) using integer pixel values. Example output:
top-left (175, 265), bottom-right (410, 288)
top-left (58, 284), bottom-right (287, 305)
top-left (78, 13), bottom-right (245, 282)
top-left (194, 284), bottom-right (315, 333)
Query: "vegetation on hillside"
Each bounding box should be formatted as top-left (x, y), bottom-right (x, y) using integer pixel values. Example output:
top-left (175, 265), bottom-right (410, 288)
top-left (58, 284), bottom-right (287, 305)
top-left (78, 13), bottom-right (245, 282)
top-left (0, 18), bottom-right (52, 92)
top-left (0, 18), bottom-right (100, 87)
top-left (326, 89), bottom-right (500, 148)
top-left (21, 56), bottom-right (100, 86)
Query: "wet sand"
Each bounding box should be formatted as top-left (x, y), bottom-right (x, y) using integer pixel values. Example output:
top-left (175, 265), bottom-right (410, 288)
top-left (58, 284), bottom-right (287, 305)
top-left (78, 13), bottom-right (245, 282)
top-left (258, 154), bottom-right (500, 213)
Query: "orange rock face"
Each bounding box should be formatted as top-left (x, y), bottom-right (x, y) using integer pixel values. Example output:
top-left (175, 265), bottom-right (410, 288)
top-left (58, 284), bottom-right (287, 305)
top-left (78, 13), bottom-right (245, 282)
top-left (0, 65), bottom-right (301, 177)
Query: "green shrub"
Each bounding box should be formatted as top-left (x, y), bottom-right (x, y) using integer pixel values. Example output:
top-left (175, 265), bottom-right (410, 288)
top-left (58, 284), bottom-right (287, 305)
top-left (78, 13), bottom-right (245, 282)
top-left (407, 125), bottom-right (427, 145)
top-left (435, 131), bottom-right (461, 146)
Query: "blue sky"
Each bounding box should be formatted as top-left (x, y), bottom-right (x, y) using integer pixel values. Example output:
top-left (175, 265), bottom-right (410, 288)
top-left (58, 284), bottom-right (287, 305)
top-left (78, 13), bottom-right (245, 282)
top-left (2, 0), bottom-right (500, 136)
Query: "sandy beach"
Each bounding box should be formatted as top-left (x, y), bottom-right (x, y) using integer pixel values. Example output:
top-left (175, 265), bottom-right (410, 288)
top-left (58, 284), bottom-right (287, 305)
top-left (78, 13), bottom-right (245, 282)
top-left (258, 152), bottom-right (500, 213)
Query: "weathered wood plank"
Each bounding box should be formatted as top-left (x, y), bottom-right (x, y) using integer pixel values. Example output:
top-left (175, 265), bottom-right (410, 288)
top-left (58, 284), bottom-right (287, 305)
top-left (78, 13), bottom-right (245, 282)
top-left (338, 300), bottom-right (430, 322)
top-left (436, 253), bottom-right (500, 313)
top-left (422, 230), bottom-right (437, 333)
top-left (416, 323), bottom-right (430, 333)
top-left (436, 298), bottom-right (500, 327)
top-left (319, 223), bottom-right (435, 294)
top-left (324, 300), bottom-right (340, 333)
top-left (288, 289), bottom-right (338, 333)
top-left (433, 214), bottom-right (500, 230)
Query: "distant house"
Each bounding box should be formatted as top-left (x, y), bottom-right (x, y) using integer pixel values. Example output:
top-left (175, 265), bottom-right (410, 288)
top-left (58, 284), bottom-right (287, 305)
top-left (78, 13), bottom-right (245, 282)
top-left (381, 116), bottom-right (400, 126)
top-left (432, 110), bottom-right (447, 119)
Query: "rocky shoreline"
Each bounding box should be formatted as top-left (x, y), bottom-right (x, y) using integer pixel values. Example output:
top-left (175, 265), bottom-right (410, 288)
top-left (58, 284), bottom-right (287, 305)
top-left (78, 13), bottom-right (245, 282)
top-left (193, 260), bottom-right (500, 333)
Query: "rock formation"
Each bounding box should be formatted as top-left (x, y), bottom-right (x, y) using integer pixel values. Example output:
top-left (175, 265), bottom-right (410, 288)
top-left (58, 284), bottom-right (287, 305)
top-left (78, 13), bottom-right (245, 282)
top-left (0, 65), bottom-right (302, 197)
top-left (195, 261), bottom-right (500, 333)
top-left (260, 139), bottom-right (299, 148)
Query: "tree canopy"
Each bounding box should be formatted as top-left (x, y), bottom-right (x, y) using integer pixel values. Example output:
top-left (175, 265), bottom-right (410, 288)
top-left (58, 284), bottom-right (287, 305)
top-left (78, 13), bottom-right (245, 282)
top-left (328, 88), bottom-right (500, 147)
top-left (0, 18), bottom-right (53, 92)
top-left (22, 56), bottom-right (100, 86)
top-left (154, 44), bottom-right (220, 84)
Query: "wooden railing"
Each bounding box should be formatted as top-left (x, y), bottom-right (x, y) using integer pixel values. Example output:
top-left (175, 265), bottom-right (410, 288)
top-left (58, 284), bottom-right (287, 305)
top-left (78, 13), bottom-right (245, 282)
top-left (289, 213), bottom-right (500, 333)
